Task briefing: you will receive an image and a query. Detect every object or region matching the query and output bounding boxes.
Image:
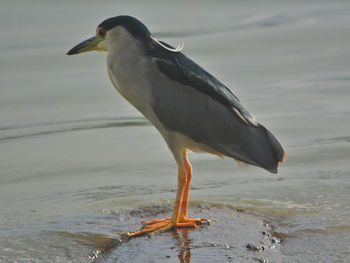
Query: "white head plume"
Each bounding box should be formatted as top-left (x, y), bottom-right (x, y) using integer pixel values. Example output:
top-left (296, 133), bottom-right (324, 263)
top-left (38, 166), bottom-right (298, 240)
top-left (150, 36), bottom-right (184, 52)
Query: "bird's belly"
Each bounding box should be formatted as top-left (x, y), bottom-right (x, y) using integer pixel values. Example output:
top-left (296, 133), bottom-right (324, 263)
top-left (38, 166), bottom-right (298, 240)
top-left (107, 58), bottom-right (155, 119)
top-left (167, 129), bottom-right (225, 157)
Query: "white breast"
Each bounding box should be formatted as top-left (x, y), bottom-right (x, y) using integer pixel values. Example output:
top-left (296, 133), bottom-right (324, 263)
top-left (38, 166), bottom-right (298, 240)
top-left (106, 27), bottom-right (154, 119)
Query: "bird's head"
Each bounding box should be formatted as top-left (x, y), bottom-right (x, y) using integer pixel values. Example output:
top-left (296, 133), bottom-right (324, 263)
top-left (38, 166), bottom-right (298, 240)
top-left (67, 15), bottom-right (183, 56)
top-left (66, 16), bottom-right (153, 55)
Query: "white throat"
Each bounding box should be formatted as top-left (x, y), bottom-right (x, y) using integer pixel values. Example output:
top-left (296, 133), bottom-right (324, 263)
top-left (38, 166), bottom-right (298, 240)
top-left (106, 27), bottom-right (153, 116)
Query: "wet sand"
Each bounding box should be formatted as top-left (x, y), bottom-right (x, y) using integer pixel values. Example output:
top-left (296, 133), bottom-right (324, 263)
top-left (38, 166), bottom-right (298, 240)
top-left (90, 205), bottom-right (283, 263)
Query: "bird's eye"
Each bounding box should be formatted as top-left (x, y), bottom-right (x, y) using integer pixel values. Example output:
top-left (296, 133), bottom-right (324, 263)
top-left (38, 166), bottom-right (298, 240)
top-left (98, 28), bottom-right (106, 38)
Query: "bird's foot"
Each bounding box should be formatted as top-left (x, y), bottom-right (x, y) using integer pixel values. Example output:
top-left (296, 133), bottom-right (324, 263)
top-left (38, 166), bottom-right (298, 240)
top-left (141, 217), bottom-right (209, 226)
top-left (128, 217), bottom-right (209, 237)
top-left (141, 217), bottom-right (171, 225)
top-left (179, 217), bottom-right (210, 225)
top-left (128, 219), bottom-right (184, 237)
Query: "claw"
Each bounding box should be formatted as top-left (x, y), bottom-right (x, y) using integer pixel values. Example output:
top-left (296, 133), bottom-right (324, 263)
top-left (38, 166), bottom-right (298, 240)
top-left (128, 217), bottom-right (208, 238)
top-left (141, 217), bottom-right (171, 225)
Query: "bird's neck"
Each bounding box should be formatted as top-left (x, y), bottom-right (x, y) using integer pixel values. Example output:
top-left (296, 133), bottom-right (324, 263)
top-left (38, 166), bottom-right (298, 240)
top-left (106, 28), bottom-right (154, 117)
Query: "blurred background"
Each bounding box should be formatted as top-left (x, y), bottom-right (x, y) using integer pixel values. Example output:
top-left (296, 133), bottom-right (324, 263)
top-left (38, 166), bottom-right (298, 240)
top-left (0, 0), bottom-right (349, 262)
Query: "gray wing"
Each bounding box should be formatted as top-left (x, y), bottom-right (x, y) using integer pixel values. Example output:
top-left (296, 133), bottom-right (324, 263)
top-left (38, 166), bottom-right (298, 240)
top-left (148, 45), bottom-right (285, 173)
top-left (148, 43), bottom-right (257, 126)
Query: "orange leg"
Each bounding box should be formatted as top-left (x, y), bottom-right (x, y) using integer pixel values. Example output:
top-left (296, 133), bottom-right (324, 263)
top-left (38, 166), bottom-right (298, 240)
top-left (129, 151), bottom-right (209, 237)
top-left (179, 153), bottom-right (192, 221)
top-left (141, 153), bottom-right (193, 226)
top-left (179, 152), bottom-right (208, 225)
top-left (128, 150), bottom-right (197, 237)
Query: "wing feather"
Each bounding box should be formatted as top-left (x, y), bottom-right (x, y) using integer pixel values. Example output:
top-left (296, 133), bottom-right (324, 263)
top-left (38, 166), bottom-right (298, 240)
top-left (147, 41), bottom-right (257, 126)
top-left (147, 40), bottom-right (285, 173)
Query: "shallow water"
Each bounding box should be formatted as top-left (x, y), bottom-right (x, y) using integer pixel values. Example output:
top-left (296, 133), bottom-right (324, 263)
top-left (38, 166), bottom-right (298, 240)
top-left (1, 0), bottom-right (350, 262)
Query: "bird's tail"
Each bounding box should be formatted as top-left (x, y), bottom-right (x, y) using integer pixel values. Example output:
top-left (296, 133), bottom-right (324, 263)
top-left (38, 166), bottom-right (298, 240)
top-left (249, 124), bottom-right (286, 173)
top-left (264, 127), bottom-right (286, 172)
top-left (226, 124), bottom-right (287, 173)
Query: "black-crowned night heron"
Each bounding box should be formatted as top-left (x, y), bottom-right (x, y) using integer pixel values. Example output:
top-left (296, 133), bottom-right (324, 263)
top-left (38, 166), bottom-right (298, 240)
top-left (67, 15), bottom-right (286, 237)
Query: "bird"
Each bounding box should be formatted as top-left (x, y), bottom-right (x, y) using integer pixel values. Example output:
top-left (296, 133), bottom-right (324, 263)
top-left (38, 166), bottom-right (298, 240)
top-left (67, 15), bottom-right (286, 237)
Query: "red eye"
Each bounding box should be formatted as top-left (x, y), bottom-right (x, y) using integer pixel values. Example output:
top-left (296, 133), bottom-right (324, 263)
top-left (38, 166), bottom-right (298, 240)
top-left (98, 28), bottom-right (106, 37)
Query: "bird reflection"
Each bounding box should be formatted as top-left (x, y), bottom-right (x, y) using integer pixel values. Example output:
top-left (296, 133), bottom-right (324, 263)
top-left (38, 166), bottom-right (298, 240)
top-left (172, 228), bottom-right (192, 263)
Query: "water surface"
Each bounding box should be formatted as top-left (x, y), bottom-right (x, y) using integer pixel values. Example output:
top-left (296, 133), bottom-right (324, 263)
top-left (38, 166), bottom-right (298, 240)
top-left (1, 0), bottom-right (350, 262)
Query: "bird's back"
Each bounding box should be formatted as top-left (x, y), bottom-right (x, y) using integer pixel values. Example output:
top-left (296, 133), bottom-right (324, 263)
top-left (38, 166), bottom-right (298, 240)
top-left (148, 44), bottom-right (286, 173)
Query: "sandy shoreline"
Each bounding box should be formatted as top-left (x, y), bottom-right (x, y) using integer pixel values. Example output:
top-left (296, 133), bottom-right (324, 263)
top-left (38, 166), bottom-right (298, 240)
top-left (92, 204), bottom-right (284, 263)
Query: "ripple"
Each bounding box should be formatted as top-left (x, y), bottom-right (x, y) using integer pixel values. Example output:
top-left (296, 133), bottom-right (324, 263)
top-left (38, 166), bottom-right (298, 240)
top-left (0, 117), bottom-right (149, 143)
top-left (308, 136), bottom-right (350, 147)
